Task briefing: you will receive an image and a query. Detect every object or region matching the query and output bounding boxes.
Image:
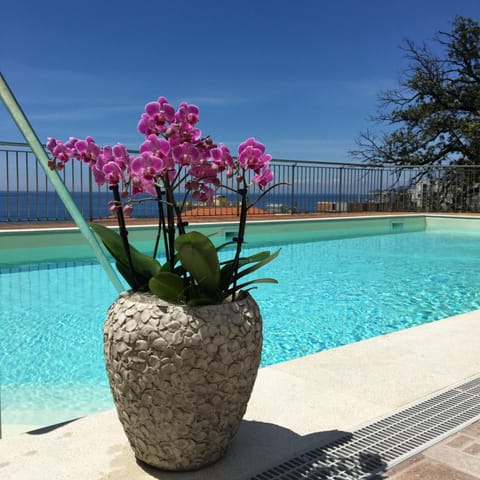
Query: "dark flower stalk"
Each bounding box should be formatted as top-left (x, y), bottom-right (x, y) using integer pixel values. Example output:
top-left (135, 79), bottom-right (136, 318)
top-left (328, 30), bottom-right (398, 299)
top-left (230, 186), bottom-right (248, 301)
top-left (153, 185), bottom-right (169, 260)
top-left (111, 185), bottom-right (137, 289)
top-left (165, 191), bottom-right (176, 271)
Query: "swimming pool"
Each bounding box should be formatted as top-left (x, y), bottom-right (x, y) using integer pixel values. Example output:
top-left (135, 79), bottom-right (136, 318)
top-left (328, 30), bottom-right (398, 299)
top-left (2, 216), bottom-right (480, 434)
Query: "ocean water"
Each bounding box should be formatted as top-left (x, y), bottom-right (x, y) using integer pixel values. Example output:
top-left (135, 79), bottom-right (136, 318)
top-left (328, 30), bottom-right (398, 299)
top-left (2, 228), bottom-right (480, 429)
top-left (0, 190), bottom-right (370, 222)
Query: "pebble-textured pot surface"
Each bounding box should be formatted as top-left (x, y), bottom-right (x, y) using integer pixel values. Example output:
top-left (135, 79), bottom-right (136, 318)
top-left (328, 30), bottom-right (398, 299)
top-left (103, 291), bottom-right (262, 471)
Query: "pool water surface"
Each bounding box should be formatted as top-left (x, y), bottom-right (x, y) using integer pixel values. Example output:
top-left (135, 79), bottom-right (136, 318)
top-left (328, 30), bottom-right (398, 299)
top-left (2, 227), bottom-right (480, 430)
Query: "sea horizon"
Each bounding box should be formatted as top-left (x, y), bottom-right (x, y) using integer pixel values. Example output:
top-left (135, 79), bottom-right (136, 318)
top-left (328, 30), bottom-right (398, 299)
top-left (0, 190), bottom-right (374, 222)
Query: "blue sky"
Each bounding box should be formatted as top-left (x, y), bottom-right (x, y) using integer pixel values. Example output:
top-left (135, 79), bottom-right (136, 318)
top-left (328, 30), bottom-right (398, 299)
top-left (1, 0), bottom-right (480, 163)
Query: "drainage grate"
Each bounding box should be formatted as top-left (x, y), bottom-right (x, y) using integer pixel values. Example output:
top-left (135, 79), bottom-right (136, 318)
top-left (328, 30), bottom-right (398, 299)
top-left (251, 376), bottom-right (480, 480)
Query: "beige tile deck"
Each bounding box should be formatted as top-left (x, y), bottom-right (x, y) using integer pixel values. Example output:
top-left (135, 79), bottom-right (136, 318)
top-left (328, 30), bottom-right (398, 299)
top-left (1, 308), bottom-right (480, 479)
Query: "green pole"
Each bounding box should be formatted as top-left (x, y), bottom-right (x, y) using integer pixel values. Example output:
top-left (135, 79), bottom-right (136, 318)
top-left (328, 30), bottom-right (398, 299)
top-left (0, 72), bottom-right (124, 293)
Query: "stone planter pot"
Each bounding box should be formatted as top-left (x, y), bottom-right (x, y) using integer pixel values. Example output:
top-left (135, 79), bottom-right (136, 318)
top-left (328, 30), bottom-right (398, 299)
top-left (103, 290), bottom-right (263, 471)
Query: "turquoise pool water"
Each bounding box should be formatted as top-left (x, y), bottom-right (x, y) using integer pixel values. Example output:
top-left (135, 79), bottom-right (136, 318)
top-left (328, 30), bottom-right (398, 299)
top-left (2, 227), bottom-right (480, 429)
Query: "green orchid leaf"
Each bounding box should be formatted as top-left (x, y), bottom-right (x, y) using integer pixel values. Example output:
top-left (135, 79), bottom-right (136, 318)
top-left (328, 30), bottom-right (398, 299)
top-left (228, 278), bottom-right (278, 296)
top-left (220, 251), bottom-right (272, 287)
top-left (220, 249), bottom-right (280, 289)
top-left (220, 250), bottom-right (271, 267)
top-left (130, 250), bottom-right (162, 278)
top-left (148, 272), bottom-right (185, 304)
top-left (215, 241), bottom-right (235, 252)
top-left (175, 231), bottom-right (221, 295)
top-left (232, 248), bottom-right (281, 282)
top-left (160, 254), bottom-right (182, 273)
top-left (89, 223), bottom-right (161, 282)
top-left (160, 262), bottom-right (172, 272)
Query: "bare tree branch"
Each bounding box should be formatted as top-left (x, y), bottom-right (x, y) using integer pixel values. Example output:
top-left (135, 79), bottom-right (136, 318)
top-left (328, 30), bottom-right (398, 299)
top-left (351, 16), bottom-right (480, 167)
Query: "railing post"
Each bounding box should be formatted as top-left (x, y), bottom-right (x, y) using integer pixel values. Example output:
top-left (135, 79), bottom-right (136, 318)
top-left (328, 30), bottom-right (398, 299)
top-left (88, 170), bottom-right (94, 221)
top-left (379, 168), bottom-right (384, 211)
top-left (338, 166), bottom-right (344, 211)
top-left (290, 163), bottom-right (296, 215)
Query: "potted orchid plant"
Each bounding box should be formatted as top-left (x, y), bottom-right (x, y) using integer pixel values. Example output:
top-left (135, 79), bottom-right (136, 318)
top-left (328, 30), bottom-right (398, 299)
top-left (46, 97), bottom-right (281, 471)
top-left (47, 97), bottom-right (279, 305)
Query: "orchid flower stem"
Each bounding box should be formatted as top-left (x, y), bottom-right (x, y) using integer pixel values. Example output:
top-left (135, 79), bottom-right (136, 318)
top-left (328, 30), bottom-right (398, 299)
top-left (164, 179), bottom-right (187, 236)
top-left (163, 182), bottom-right (177, 271)
top-left (175, 207), bottom-right (187, 235)
top-left (166, 203), bottom-right (176, 270)
top-left (153, 185), bottom-right (169, 260)
top-left (230, 184), bottom-right (248, 301)
top-left (162, 177), bottom-right (190, 298)
top-left (111, 185), bottom-right (137, 289)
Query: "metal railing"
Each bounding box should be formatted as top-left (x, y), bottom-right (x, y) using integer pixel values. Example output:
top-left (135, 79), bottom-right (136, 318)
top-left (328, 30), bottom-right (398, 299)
top-left (1, 141), bottom-right (480, 223)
